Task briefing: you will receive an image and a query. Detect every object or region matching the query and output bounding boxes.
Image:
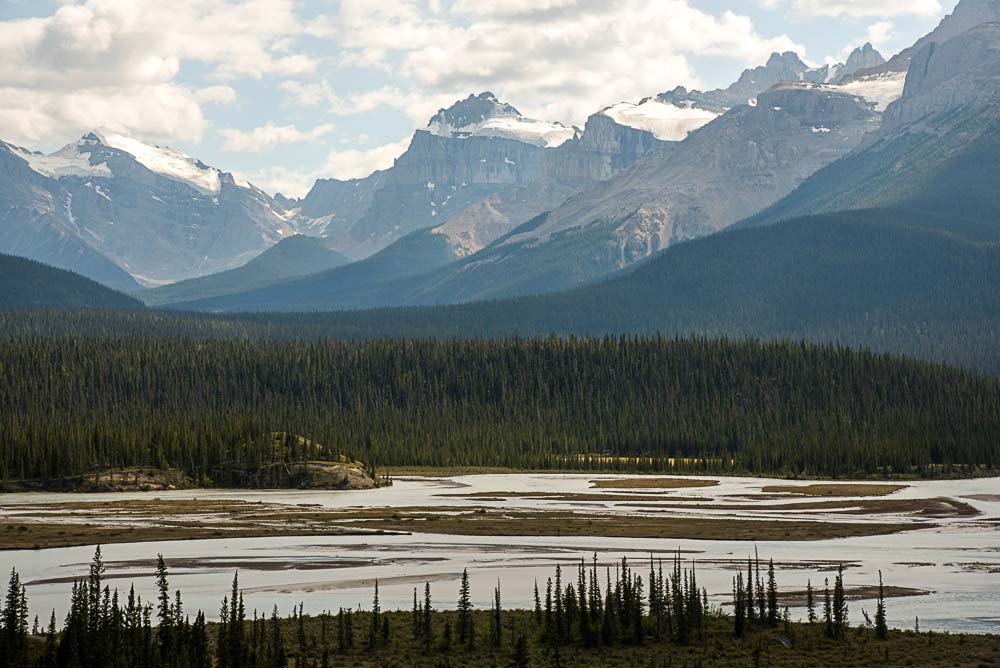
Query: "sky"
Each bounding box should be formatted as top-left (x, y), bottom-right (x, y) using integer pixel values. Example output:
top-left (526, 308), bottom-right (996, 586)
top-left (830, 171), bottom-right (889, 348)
top-left (0, 0), bottom-right (960, 197)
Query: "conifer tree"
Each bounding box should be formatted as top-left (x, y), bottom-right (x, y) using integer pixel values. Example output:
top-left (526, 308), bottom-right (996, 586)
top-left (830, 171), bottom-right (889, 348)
top-left (875, 570), bottom-right (888, 641)
top-left (806, 579), bottom-right (816, 624)
top-left (423, 582), bottom-right (433, 646)
top-left (823, 578), bottom-right (834, 639)
top-left (833, 564), bottom-right (848, 638)
top-left (766, 559), bottom-right (778, 627)
top-left (458, 569), bottom-right (473, 645)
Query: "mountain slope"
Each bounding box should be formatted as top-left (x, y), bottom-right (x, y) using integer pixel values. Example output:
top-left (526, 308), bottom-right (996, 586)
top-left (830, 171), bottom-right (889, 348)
top-left (173, 84), bottom-right (879, 312)
top-left (745, 23), bottom-right (1000, 231)
top-left (294, 94), bottom-right (666, 260)
top-left (167, 226), bottom-right (458, 312)
top-left (0, 253), bottom-right (143, 310)
top-left (854, 0), bottom-right (1000, 76)
top-left (0, 131), bottom-right (295, 287)
top-left (141, 235), bottom-right (351, 306)
top-left (386, 84), bottom-right (880, 306)
top-left (0, 141), bottom-right (142, 292)
top-left (209, 210), bottom-right (999, 373)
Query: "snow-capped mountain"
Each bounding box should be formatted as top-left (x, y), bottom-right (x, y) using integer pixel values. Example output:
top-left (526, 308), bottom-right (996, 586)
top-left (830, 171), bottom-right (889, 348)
top-left (385, 84), bottom-right (880, 306)
top-left (657, 44), bottom-right (889, 115)
top-left (426, 92), bottom-right (579, 148)
top-left (291, 91), bottom-right (667, 260)
top-left (0, 130), bottom-right (294, 287)
top-left (597, 98), bottom-right (719, 142)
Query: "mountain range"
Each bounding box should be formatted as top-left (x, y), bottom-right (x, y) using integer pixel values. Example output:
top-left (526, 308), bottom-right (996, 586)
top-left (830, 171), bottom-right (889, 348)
top-left (2, 0), bottom-right (1000, 376)
top-left (2, 33), bottom-right (900, 300)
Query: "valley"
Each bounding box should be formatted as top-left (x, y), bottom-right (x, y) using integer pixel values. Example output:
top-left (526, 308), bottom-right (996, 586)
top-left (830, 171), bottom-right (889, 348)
top-left (1, 474), bottom-right (998, 635)
top-left (3, 1), bottom-right (1000, 666)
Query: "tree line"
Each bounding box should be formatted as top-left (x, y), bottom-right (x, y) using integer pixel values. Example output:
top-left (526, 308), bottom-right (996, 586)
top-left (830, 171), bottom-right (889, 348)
top-left (1, 546), bottom-right (892, 668)
top-left (1, 335), bottom-right (998, 482)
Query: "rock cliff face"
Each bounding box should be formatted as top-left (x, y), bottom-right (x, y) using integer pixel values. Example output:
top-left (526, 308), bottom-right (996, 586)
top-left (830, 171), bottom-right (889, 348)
top-left (368, 86), bottom-right (881, 307)
top-left (0, 131), bottom-right (295, 287)
top-left (744, 23), bottom-right (1000, 230)
top-left (659, 52), bottom-right (830, 113)
top-left (884, 23), bottom-right (1000, 131)
top-left (836, 43), bottom-right (887, 83)
top-left (296, 94), bottom-right (668, 260)
top-left (853, 0), bottom-right (1000, 77)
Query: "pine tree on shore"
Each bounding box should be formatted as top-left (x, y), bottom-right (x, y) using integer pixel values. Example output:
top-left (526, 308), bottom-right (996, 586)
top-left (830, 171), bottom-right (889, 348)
top-left (875, 570), bottom-right (888, 641)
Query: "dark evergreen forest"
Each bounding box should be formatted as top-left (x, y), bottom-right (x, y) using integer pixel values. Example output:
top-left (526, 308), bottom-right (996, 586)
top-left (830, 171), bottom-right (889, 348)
top-left (1, 333), bottom-right (997, 482)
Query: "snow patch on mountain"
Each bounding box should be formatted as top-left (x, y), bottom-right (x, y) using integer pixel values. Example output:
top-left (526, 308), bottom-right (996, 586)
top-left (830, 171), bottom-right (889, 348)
top-left (94, 129), bottom-right (222, 194)
top-left (601, 98), bottom-right (719, 141)
top-left (10, 142), bottom-right (112, 179)
top-left (835, 71), bottom-right (907, 111)
top-left (425, 91), bottom-right (578, 148)
top-left (778, 70), bottom-right (906, 113)
top-left (428, 114), bottom-right (577, 148)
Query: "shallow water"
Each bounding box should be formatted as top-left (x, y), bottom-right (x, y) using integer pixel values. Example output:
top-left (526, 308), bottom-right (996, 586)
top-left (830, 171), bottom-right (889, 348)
top-left (1, 474), bottom-right (998, 633)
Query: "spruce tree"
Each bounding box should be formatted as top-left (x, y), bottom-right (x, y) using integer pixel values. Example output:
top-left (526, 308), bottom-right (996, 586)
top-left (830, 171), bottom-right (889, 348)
top-left (766, 559), bottom-right (778, 627)
top-left (458, 569), bottom-right (472, 645)
top-left (823, 578), bottom-right (834, 639)
top-left (423, 582), bottom-right (433, 646)
top-left (833, 564), bottom-right (847, 638)
top-left (806, 579), bottom-right (816, 624)
top-left (875, 570), bottom-right (888, 640)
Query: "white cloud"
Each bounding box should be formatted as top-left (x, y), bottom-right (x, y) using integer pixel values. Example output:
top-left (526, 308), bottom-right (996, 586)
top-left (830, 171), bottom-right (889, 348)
top-left (865, 21), bottom-right (896, 52)
top-left (219, 122), bottom-right (335, 153)
top-left (322, 137), bottom-right (412, 180)
top-left (280, 79), bottom-right (461, 126)
top-left (0, 83), bottom-right (209, 145)
top-left (194, 85), bottom-right (238, 105)
top-left (239, 136), bottom-right (413, 197)
top-left (790, 0), bottom-right (941, 18)
top-left (0, 0), bottom-right (315, 146)
top-left (323, 0), bottom-right (804, 126)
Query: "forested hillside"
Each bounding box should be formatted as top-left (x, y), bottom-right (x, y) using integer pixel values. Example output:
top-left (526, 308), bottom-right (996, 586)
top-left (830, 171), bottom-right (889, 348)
top-left (1, 336), bottom-right (997, 482)
top-left (139, 235), bottom-right (351, 307)
top-left (0, 254), bottom-right (143, 310)
top-left (6, 206), bottom-right (997, 374)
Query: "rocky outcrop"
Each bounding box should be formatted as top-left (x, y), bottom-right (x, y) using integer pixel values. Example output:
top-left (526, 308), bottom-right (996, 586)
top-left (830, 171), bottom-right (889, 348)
top-left (835, 43), bottom-right (886, 83)
top-left (853, 0), bottom-right (1000, 77)
top-left (883, 23), bottom-right (1000, 131)
top-left (659, 52), bottom-right (831, 112)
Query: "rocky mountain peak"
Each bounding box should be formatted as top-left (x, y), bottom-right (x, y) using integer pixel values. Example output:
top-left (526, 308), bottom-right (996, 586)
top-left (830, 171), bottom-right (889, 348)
top-left (766, 51), bottom-right (809, 70)
top-left (426, 92), bottom-right (522, 134)
top-left (843, 43), bottom-right (886, 75)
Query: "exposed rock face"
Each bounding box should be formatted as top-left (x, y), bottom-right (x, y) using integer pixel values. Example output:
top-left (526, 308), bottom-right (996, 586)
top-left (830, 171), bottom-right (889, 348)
top-left (884, 22), bottom-right (1000, 131)
top-left (376, 86), bottom-right (880, 306)
top-left (743, 23), bottom-right (1000, 230)
top-left (0, 132), bottom-right (295, 287)
top-left (854, 0), bottom-right (1000, 76)
top-left (427, 92), bottom-right (522, 135)
top-left (0, 141), bottom-right (140, 291)
top-left (836, 43), bottom-right (887, 83)
top-left (659, 52), bottom-right (831, 112)
top-left (296, 96), bottom-right (668, 260)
